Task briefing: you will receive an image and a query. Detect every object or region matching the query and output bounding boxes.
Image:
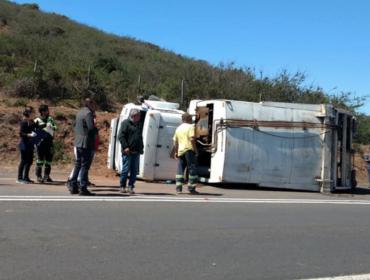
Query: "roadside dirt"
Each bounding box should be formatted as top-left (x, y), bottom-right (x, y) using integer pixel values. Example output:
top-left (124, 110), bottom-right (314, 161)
top-left (0, 96), bottom-right (119, 179)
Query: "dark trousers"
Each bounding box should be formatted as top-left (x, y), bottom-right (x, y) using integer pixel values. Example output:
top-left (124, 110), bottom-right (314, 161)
top-left (36, 141), bottom-right (54, 173)
top-left (71, 148), bottom-right (92, 191)
top-left (176, 150), bottom-right (198, 191)
top-left (18, 150), bottom-right (34, 180)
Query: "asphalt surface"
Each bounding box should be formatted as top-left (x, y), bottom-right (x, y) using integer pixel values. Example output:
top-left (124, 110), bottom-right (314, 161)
top-left (1, 171), bottom-right (370, 280)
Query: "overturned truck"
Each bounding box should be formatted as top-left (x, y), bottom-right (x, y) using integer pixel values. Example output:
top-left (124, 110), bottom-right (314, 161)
top-left (189, 100), bottom-right (357, 192)
top-left (108, 99), bottom-right (357, 192)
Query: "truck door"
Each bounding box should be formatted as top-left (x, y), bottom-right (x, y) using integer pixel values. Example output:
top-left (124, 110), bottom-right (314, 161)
top-left (140, 111), bottom-right (161, 180)
top-left (107, 118), bottom-right (118, 171)
top-left (153, 113), bottom-right (181, 180)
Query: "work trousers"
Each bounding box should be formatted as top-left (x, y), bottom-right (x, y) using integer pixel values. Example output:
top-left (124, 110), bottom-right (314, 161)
top-left (36, 141), bottom-right (54, 172)
top-left (18, 150), bottom-right (34, 180)
top-left (71, 148), bottom-right (92, 191)
top-left (119, 153), bottom-right (140, 189)
top-left (176, 150), bottom-right (198, 192)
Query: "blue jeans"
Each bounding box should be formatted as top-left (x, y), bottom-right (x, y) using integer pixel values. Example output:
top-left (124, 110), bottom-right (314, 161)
top-left (119, 153), bottom-right (140, 189)
top-left (71, 148), bottom-right (92, 191)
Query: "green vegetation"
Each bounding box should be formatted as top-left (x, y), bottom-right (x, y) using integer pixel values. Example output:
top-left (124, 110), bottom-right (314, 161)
top-left (12, 97), bottom-right (28, 107)
top-left (0, 1), bottom-right (369, 143)
top-left (53, 138), bottom-right (70, 162)
top-left (54, 111), bottom-right (66, 121)
top-left (6, 112), bottom-right (20, 124)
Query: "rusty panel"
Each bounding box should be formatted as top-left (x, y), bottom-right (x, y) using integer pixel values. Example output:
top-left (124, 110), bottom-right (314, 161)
top-left (195, 106), bottom-right (209, 138)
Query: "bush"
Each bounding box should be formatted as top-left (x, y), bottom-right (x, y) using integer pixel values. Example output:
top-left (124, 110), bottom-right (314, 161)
top-left (22, 3), bottom-right (39, 10)
top-left (13, 98), bottom-right (28, 107)
top-left (1, 99), bottom-right (12, 107)
top-left (53, 138), bottom-right (66, 162)
top-left (7, 113), bottom-right (21, 124)
top-left (68, 113), bottom-right (76, 120)
top-left (55, 112), bottom-right (67, 121)
top-left (5, 78), bottom-right (35, 98)
top-left (68, 113), bottom-right (76, 126)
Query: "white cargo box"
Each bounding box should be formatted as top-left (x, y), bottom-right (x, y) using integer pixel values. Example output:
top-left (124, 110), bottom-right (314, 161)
top-left (189, 100), bottom-right (356, 192)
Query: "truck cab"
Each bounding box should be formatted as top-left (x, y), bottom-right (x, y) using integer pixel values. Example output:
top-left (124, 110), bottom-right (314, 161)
top-left (107, 100), bottom-right (183, 181)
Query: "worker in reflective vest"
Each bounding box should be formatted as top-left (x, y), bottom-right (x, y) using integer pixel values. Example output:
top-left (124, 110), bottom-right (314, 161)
top-left (34, 105), bottom-right (58, 183)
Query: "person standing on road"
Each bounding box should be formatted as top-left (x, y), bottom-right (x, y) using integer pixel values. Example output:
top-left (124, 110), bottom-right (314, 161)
top-left (173, 112), bottom-right (199, 194)
top-left (365, 149), bottom-right (370, 188)
top-left (118, 108), bottom-right (144, 194)
top-left (17, 106), bottom-right (37, 184)
top-left (68, 112), bottom-right (100, 186)
top-left (67, 98), bottom-right (98, 196)
top-left (34, 105), bottom-right (58, 183)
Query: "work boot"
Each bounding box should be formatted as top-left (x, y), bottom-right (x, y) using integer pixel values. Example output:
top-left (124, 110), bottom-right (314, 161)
top-left (44, 167), bottom-right (53, 182)
top-left (36, 167), bottom-right (44, 183)
top-left (24, 178), bottom-right (34, 184)
top-left (187, 189), bottom-right (200, 195)
top-left (44, 175), bottom-right (53, 183)
top-left (127, 188), bottom-right (135, 195)
top-left (66, 180), bottom-right (79, 195)
top-left (119, 187), bottom-right (127, 193)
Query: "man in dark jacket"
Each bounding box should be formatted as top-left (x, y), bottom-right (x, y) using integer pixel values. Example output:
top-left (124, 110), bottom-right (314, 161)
top-left (118, 108), bottom-right (144, 194)
top-left (67, 98), bottom-right (98, 196)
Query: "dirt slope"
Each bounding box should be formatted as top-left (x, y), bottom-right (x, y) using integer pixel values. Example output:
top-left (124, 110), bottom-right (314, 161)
top-left (0, 96), bottom-right (118, 179)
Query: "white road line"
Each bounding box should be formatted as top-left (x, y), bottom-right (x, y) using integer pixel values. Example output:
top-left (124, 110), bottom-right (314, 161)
top-left (297, 273), bottom-right (370, 280)
top-left (0, 196), bottom-right (370, 205)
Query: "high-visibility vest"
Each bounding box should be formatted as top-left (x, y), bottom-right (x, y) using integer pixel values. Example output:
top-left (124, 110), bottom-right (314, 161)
top-left (34, 116), bottom-right (58, 132)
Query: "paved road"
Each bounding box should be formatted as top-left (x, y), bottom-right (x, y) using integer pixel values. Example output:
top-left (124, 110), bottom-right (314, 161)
top-left (1, 171), bottom-right (370, 280)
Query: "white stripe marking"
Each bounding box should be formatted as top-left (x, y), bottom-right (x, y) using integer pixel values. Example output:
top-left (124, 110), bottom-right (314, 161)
top-left (297, 273), bottom-right (370, 280)
top-left (0, 196), bottom-right (370, 205)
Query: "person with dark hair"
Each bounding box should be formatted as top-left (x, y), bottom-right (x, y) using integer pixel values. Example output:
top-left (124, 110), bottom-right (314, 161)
top-left (66, 98), bottom-right (98, 196)
top-left (34, 104), bottom-right (58, 183)
top-left (173, 112), bottom-right (199, 194)
top-left (68, 111), bottom-right (100, 186)
top-left (17, 106), bottom-right (37, 184)
top-left (118, 108), bottom-right (144, 194)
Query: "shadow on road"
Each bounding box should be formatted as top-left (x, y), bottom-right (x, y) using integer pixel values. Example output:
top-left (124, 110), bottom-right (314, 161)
top-left (91, 189), bottom-right (120, 192)
top-left (207, 183), bottom-right (314, 193)
top-left (42, 181), bottom-right (68, 186)
top-left (334, 187), bottom-right (370, 196)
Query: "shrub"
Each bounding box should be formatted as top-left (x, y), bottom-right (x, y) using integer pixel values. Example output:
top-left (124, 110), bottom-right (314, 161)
top-left (1, 99), bottom-right (12, 107)
top-left (22, 3), bottom-right (39, 10)
top-left (55, 112), bottom-right (67, 121)
top-left (53, 139), bottom-right (66, 162)
top-left (68, 113), bottom-right (77, 126)
top-left (5, 78), bottom-right (35, 98)
top-left (68, 113), bottom-right (76, 120)
top-left (13, 98), bottom-right (28, 107)
top-left (7, 113), bottom-right (21, 124)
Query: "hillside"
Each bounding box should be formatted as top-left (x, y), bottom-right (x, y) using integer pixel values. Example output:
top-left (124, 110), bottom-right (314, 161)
top-left (1, 0), bottom-right (365, 113)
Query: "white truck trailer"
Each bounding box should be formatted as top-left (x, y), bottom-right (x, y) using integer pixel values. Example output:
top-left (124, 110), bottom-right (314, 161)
top-left (108, 99), bottom-right (356, 192)
top-left (189, 100), bottom-right (357, 192)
